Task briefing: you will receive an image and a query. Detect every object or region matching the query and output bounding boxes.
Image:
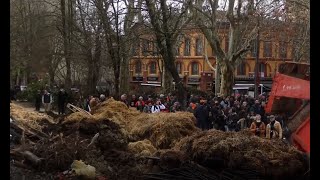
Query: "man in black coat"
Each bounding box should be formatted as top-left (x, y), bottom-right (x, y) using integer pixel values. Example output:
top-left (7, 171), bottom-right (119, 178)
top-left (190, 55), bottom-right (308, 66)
top-left (194, 100), bottom-right (209, 130)
top-left (57, 88), bottom-right (68, 115)
top-left (35, 90), bottom-right (42, 112)
top-left (226, 108), bottom-right (239, 132)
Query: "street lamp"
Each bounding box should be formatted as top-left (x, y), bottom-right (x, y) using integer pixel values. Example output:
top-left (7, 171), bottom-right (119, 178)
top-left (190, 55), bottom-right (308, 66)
top-left (254, 15), bottom-right (261, 98)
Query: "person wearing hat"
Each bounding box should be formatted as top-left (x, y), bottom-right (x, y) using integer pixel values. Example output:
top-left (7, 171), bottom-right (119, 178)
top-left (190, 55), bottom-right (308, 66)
top-left (249, 114), bottom-right (266, 137)
top-left (135, 96), bottom-right (145, 112)
top-left (99, 94), bottom-right (106, 102)
top-left (266, 115), bottom-right (283, 139)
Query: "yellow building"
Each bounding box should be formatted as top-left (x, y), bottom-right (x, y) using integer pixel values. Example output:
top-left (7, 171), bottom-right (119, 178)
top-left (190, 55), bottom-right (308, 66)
top-left (129, 26), bottom-right (294, 93)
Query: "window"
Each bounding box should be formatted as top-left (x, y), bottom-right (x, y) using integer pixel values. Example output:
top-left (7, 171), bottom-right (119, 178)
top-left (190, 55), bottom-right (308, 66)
top-left (176, 62), bottom-right (182, 74)
top-left (225, 37), bottom-right (229, 53)
top-left (263, 41), bottom-right (272, 57)
top-left (132, 42), bottom-right (139, 56)
top-left (142, 40), bottom-right (152, 55)
top-left (291, 40), bottom-right (298, 60)
top-left (135, 60), bottom-right (142, 74)
top-left (251, 40), bottom-right (257, 57)
top-left (212, 46), bottom-right (215, 56)
top-left (237, 62), bottom-right (246, 75)
top-left (175, 46), bottom-right (180, 56)
top-left (149, 61), bottom-right (156, 74)
top-left (279, 41), bottom-right (287, 59)
top-left (184, 38), bottom-right (191, 56)
top-left (191, 62), bottom-right (199, 75)
top-left (259, 63), bottom-right (266, 77)
top-left (153, 42), bottom-right (159, 56)
top-left (195, 37), bottom-right (203, 56)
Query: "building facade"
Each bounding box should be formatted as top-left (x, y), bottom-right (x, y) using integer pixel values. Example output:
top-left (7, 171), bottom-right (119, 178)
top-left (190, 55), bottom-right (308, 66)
top-left (129, 26), bottom-right (295, 93)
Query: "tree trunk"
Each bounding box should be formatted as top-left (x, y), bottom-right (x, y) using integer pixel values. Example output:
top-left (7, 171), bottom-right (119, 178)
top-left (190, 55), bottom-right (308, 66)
top-left (114, 67), bottom-right (120, 99)
top-left (164, 69), bottom-right (172, 93)
top-left (220, 61), bottom-right (234, 97)
top-left (215, 61), bottom-right (221, 95)
top-left (48, 68), bottom-right (55, 88)
top-left (60, 0), bottom-right (72, 89)
top-left (16, 69), bottom-right (20, 85)
top-left (120, 57), bottom-right (129, 95)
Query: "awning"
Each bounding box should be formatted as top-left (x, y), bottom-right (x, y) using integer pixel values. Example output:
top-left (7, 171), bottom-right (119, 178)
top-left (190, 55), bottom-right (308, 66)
top-left (141, 83), bottom-right (161, 87)
top-left (233, 86), bottom-right (250, 90)
top-left (187, 82), bottom-right (200, 85)
top-left (233, 84), bottom-right (254, 90)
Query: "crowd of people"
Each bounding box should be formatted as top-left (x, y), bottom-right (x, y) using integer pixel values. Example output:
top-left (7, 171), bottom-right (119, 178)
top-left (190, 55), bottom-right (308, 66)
top-left (11, 86), bottom-right (286, 140)
top-left (114, 93), bottom-right (286, 140)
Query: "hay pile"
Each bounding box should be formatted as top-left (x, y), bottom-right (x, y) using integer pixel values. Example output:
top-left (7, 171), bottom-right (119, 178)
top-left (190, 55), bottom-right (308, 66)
top-left (92, 98), bottom-right (140, 125)
top-left (127, 112), bottom-right (199, 149)
top-left (128, 139), bottom-right (157, 156)
top-left (173, 129), bottom-right (309, 178)
top-left (10, 103), bottom-right (55, 132)
top-left (63, 112), bottom-right (94, 124)
top-left (63, 99), bottom-right (200, 149)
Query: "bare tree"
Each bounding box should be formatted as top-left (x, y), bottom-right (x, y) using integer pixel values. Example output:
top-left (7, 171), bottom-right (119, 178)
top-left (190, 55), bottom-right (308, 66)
top-left (190, 0), bottom-right (286, 96)
top-left (60, 0), bottom-right (74, 89)
top-left (73, 0), bottom-right (103, 94)
top-left (144, 0), bottom-right (192, 106)
top-left (11, 0), bottom-right (62, 87)
top-left (94, 0), bottom-right (138, 98)
top-left (286, 0), bottom-right (309, 62)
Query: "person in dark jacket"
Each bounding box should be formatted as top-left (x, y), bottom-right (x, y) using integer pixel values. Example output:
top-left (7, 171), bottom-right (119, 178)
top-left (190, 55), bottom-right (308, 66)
top-left (42, 90), bottom-right (53, 113)
top-left (129, 94), bottom-right (138, 107)
top-left (251, 100), bottom-right (264, 115)
top-left (57, 88), bottom-right (68, 115)
top-left (35, 90), bottom-right (42, 112)
top-left (226, 108), bottom-right (239, 132)
top-left (120, 94), bottom-right (129, 107)
top-left (10, 88), bottom-right (15, 101)
top-left (194, 100), bottom-right (209, 130)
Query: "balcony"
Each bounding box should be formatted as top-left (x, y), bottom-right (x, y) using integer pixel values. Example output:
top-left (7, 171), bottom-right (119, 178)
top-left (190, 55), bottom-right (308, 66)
top-left (235, 73), bottom-right (272, 81)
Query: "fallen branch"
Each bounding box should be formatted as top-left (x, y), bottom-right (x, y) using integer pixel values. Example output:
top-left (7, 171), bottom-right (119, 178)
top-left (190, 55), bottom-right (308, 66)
top-left (22, 151), bottom-right (43, 165)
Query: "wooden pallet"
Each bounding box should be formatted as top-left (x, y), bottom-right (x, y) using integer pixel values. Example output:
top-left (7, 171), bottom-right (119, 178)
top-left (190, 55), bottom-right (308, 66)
top-left (66, 103), bottom-right (92, 116)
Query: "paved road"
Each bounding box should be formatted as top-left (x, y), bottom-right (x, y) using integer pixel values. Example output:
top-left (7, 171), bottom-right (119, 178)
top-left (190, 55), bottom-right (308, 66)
top-left (12, 101), bottom-right (59, 115)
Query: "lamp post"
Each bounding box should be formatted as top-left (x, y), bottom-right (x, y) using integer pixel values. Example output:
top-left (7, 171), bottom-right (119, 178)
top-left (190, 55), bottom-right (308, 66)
top-left (254, 16), bottom-right (260, 98)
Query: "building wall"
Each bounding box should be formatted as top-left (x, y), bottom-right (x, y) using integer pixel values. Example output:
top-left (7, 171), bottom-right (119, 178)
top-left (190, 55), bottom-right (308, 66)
top-left (129, 28), bottom-right (293, 92)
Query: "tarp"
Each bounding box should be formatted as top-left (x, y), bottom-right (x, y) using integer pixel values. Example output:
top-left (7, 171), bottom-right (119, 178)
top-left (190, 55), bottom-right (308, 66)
top-left (292, 115), bottom-right (310, 153)
top-left (268, 73), bottom-right (310, 100)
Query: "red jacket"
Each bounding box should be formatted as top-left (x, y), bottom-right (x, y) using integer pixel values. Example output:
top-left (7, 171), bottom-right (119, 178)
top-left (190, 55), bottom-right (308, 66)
top-left (135, 100), bottom-right (145, 107)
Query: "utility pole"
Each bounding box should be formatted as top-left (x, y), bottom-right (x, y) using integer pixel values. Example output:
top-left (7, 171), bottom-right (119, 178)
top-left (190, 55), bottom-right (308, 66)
top-left (254, 17), bottom-right (260, 98)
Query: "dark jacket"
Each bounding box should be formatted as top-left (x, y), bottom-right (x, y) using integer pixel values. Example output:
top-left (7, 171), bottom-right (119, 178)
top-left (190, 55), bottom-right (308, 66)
top-left (42, 93), bottom-right (52, 104)
top-left (129, 99), bottom-right (138, 107)
top-left (35, 93), bottom-right (42, 104)
top-left (251, 104), bottom-right (263, 115)
top-left (57, 91), bottom-right (68, 105)
top-left (227, 113), bottom-right (239, 129)
top-left (194, 104), bottom-right (209, 123)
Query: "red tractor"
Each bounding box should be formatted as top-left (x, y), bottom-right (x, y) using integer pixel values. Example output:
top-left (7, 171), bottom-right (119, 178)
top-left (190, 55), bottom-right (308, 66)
top-left (265, 62), bottom-right (310, 153)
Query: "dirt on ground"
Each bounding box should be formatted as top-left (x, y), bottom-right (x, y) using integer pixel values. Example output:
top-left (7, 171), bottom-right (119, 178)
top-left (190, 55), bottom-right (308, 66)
top-left (10, 100), bottom-right (310, 180)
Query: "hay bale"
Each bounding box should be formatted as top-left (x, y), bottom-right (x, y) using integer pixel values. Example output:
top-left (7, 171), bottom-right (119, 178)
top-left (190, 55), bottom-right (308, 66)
top-left (91, 98), bottom-right (140, 133)
top-left (143, 112), bottom-right (200, 149)
top-left (10, 103), bottom-right (54, 132)
top-left (127, 113), bottom-right (157, 140)
top-left (174, 129), bottom-right (309, 178)
top-left (68, 99), bottom-right (199, 150)
top-left (128, 139), bottom-right (157, 156)
top-left (63, 112), bottom-right (94, 124)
